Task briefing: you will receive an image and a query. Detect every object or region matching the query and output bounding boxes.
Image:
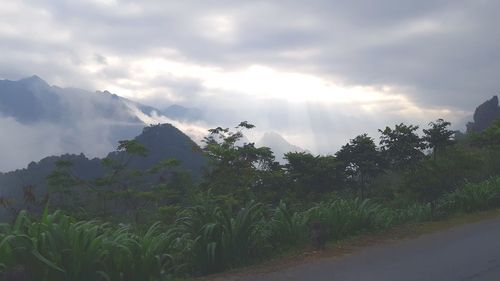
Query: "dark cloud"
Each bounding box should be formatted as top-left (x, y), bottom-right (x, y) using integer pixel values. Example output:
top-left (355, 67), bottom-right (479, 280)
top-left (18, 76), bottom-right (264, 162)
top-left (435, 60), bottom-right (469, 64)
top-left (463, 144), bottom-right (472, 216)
top-left (5, 0), bottom-right (495, 108)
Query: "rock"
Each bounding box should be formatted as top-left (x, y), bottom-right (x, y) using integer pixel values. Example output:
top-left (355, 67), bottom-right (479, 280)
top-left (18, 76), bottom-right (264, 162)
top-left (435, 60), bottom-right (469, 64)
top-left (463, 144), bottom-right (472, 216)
top-left (466, 96), bottom-right (500, 133)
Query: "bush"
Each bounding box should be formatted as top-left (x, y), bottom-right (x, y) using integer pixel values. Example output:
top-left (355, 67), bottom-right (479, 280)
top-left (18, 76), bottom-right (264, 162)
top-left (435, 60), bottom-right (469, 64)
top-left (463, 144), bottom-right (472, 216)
top-left (0, 210), bottom-right (182, 281)
top-left (439, 177), bottom-right (500, 213)
top-left (176, 201), bottom-right (267, 275)
top-left (1, 177), bottom-right (499, 280)
top-left (267, 201), bottom-right (309, 249)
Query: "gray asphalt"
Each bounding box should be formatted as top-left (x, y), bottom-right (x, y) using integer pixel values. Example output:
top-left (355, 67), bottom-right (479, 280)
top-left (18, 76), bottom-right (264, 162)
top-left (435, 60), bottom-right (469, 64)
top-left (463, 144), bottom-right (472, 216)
top-left (235, 217), bottom-right (500, 281)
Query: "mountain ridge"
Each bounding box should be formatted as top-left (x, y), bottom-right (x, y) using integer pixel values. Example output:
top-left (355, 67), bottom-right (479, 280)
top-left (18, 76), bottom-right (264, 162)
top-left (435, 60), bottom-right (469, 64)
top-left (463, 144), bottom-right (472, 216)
top-left (0, 76), bottom-right (204, 171)
top-left (0, 123), bottom-right (206, 219)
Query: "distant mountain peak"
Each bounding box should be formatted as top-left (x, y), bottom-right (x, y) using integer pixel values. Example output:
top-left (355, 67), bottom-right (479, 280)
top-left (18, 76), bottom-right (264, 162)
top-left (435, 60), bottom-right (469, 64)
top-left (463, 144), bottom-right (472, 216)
top-left (260, 131), bottom-right (300, 147)
top-left (257, 131), bottom-right (306, 162)
top-left (19, 75), bottom-right (49, 87)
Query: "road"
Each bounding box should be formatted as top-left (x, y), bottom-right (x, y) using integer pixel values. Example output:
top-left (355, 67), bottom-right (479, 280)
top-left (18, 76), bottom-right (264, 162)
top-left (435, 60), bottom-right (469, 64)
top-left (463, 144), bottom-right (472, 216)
top-left (228, 217), bottom-right (500, 281)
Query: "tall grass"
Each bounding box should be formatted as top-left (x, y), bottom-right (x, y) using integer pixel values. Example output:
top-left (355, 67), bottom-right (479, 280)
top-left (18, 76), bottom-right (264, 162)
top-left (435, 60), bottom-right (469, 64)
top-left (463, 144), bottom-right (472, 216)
top-left (176, 200), bottom-right (267, 275)
top-left (1, 177), bottom-right (499, 279)
top-left (267, 201), bottom-right (309, 249)
top-left (307, 198), bottom-right (380, 240)
top-left (0, 209), bottom-right (182, 281)
top-left (439, 177), bottom-right (500, 213)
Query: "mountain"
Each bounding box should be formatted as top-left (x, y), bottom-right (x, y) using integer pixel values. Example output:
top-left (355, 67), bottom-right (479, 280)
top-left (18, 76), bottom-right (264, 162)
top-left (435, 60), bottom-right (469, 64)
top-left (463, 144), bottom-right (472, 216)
top-left (466, 95), bottom-right (500, 133)
top-left (257, 132), bottom-right (307, 162)
top-left (0, 75), bottom-right (142, 124)
top-left (0, 76), bottom-right (203, 172)
top-left (107, 123), bottom-right (206, 173)
top-left (0, 124), bottom-right (206, 219)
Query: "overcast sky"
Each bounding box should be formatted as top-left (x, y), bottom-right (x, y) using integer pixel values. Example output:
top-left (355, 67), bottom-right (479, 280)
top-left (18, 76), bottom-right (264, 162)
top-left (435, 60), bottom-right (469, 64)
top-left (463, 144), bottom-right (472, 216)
top-left (1, 0), bottom-right (499, 154)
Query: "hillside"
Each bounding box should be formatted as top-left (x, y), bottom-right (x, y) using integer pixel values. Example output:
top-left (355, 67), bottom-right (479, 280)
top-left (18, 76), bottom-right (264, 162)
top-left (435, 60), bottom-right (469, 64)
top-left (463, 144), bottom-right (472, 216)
top-left (0, 124), bottom-right (206, 219)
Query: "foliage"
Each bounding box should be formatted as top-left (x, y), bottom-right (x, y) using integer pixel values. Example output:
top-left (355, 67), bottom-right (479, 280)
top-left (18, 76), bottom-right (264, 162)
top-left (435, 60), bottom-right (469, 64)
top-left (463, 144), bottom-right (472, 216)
top-left (423, 119), bottom-right (456, 160)
top-left (439, 177), bottom-right (500, 213)
top-left (201, 122), bottom-right (278, 207)
top-left (470, 119), bottom-right (500, 148)
top-left (336, 134), bottom-right (383, 197)
top-left (403, 147), bottom-right (487, 203)
top-left (284, 152), bottom-right (340, 200)
top-left (379, 123), bottom-right (426, 169)
top-left (46, 160), bottom-right (82, 210)
top-left (3, 117), bottom-right (500, 280)
top-left (176, 200), bottom-right (267, 274)
top-left (2, 175), bottom-right (500, 279)
top-left (267, 201), bottom-right (309, 249)
top-left (0, 209), bottom-right (183, 281)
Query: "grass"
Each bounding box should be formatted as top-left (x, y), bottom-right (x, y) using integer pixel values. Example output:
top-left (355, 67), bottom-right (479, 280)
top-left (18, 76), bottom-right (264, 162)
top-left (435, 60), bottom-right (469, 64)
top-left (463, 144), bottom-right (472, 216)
top-left (439, 177), bottom-right (500, 213)
top-left (2, 176), bottom-right (500, 280)
top-left (196, 207), bottom-right (500, 281)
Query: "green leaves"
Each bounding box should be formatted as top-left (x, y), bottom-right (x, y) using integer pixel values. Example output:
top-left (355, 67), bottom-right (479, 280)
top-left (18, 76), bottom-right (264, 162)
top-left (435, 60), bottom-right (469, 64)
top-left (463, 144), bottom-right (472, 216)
top-left (176, 200), bottom-right (266, 274)
top-left (439, 177), bottom-right (500, 213)
top-left (0, 211), bottom-right (181, 281)
top-left (423, 119), bottom-right (456, 160)
top-left (3, 176), bottom-right (500, 280)
top-left (284, 152), bottom-right (340, 200)
top-left (336, 134), bottom-right (383, 197)
top-left (470, 120), bottom-right (500, 148)
top-left (379, 123), bottom-right (425, 169)
top-left (201, 122), bottom-right (277, 205)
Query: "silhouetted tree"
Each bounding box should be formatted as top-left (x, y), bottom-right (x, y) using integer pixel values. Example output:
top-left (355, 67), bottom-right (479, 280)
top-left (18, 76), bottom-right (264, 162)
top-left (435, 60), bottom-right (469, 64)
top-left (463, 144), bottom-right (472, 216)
top-left (379, 123), bottom-right (425, 169)
top-left (284, 152), bottom-right (340, 200)
top-left (336, 134), bottom-right (383, 198)
top-left (423, 119), bottom-right (455, 160)
top-left (201, 122), bottom-right (277, 208)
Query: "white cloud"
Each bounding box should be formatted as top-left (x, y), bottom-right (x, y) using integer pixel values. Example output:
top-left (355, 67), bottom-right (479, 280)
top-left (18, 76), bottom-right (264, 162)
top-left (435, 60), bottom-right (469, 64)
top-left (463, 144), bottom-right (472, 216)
top-left (0, 116), bottom-right (116, 171)
top-left (125, 102), bottom-right (208, 143)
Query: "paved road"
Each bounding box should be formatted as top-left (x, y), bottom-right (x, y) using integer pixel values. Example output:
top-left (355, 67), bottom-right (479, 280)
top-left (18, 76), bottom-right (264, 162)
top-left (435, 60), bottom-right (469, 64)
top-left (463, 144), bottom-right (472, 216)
top-left (234, 217), bottom-right (500, 281)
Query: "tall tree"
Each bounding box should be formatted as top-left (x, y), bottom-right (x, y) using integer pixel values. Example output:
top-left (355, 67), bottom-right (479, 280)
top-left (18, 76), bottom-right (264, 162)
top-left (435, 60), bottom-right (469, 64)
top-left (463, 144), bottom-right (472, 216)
top-left (284, 152), bottom-right (340, 200)
top-left (379, 123), bottom-right (425, 169)
top-left (201, 122), bottom-right (277, 207)
top-left (335, 134), bottom-right (383, 198)
top-left (423, 119), bottom-right (455, 160)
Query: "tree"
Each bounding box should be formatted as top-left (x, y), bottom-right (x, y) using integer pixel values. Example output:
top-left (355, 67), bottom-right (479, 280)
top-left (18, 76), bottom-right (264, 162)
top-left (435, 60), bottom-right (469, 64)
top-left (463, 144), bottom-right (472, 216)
top-left (94, 140), bottom-right (150, 218)
top-left (423, 119), bottom-right (455, 160)
top-left (46, 160), bottom-right (82, 210)
top-left (201, 122), bottom-right (278, 208)
top-left (379, 123), bottom-right (425, 169)
top-left (404, 147), bottom-right (485, 203)
top-left (284, 152), bottom-right (340, 200)
top-left (471, 119), bottom-right (500, 148)
top-left (335, 134), bottom-right (383, 198)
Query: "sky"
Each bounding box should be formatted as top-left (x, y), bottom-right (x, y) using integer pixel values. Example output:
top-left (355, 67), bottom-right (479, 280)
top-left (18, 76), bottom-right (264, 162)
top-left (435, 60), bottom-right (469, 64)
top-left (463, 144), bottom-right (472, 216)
top-left (1, 0), bottom-right (499, 155)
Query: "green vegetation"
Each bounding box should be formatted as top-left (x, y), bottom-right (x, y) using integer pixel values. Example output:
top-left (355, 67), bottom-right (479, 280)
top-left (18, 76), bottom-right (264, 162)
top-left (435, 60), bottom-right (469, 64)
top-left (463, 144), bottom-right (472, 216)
top-left (2, 118), bottom-right (500, 280)
top-left (1, 179), bottom-right (500, 280)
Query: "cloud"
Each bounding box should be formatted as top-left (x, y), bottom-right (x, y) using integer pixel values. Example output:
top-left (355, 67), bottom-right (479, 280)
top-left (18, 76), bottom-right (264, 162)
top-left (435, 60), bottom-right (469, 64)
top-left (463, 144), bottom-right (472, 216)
top-left (0, 116), bottom-right (118, 171)
top-left (0, 0), bottom-right (498, 162)
top-left (124, 101), bottom-right (209, 143)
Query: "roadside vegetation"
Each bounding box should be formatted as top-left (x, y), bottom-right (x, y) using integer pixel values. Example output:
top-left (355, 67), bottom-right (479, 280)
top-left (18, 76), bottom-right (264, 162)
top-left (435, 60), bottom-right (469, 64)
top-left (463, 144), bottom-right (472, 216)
top-left (1, 119), bottom-right (500, 280)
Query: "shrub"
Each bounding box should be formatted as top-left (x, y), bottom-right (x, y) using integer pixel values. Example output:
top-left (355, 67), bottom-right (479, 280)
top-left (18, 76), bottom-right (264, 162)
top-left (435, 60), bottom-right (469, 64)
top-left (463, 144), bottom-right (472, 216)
top-left (439, 177), bottom-right (500, 213)
top-left (176, 201), bottom-right (267, 275)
